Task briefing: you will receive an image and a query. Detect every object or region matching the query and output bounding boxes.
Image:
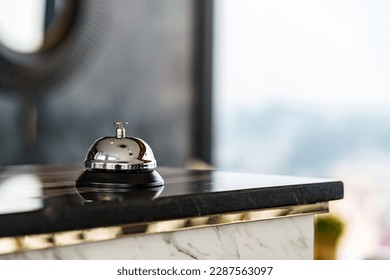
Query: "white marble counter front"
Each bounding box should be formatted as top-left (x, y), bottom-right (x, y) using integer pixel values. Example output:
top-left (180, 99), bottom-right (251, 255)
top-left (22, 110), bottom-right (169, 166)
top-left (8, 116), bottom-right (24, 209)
top-left (1, 215), bottom-right (313, 260)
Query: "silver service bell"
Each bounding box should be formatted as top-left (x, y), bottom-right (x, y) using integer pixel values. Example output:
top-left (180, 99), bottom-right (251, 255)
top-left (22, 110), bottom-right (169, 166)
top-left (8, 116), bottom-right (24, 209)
top-left (75, 122), bottom-right (164, 201)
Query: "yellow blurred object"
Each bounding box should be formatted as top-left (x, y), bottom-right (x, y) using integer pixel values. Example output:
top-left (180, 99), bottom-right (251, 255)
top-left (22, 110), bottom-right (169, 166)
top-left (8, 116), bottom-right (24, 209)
top-left (315, 214), bottom-right (344, 260)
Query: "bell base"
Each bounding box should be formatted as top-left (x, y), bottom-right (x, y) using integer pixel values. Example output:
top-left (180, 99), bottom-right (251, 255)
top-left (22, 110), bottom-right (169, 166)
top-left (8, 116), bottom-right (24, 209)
top-left (75, 170), bottom-right (164, 202)
top-left (75, 169), bottom-right (164, 189)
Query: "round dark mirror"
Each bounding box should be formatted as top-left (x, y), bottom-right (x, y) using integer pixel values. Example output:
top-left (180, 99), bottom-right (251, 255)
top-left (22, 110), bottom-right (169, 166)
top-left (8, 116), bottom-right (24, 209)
top-left (0, 0), bottom-right (107, 164)
top-left (0, 0), bottom-right (107, 93)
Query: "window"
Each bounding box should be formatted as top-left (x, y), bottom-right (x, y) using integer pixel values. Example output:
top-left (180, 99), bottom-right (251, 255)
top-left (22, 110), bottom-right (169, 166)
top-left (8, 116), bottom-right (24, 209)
top-left (213, 0), bottom-right (390, 259)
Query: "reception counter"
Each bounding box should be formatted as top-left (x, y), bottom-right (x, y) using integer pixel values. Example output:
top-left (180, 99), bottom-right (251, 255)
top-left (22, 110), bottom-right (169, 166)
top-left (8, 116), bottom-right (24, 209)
top-left (0, 165), bottom-right (343, 259)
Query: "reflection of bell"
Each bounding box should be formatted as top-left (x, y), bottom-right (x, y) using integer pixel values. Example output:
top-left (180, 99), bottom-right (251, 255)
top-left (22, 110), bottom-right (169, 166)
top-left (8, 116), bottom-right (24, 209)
top-left (75, 122), bottom-right (164, 194)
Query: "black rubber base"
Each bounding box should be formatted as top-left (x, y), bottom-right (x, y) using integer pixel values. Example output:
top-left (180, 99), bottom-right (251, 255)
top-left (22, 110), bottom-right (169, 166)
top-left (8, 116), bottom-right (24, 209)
top-left (75, 170), bottom-right (164, 202)
top-left (76, 170), bottom-right (164, 188)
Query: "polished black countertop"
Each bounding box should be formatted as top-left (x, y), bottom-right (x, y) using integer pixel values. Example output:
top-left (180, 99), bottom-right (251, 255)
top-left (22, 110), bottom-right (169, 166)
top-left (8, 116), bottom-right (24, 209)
top-left (0, 165), bottom-right (343, 238)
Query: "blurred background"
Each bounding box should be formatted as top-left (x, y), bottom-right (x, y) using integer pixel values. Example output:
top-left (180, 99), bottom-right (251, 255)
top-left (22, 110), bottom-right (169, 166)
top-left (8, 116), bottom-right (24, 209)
top-left (1, 0), bottom-right (390, 259)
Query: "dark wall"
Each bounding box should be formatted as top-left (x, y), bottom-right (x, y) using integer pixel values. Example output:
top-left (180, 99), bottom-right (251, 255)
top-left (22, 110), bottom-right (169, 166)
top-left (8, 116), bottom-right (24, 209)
top-left (0, 0), bottom-right (197, 167)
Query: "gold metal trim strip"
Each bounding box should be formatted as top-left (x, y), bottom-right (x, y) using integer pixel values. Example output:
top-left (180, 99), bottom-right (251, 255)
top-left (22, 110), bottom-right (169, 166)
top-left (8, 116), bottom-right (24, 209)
top-left (0, 202), bottom-right (328, 255)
